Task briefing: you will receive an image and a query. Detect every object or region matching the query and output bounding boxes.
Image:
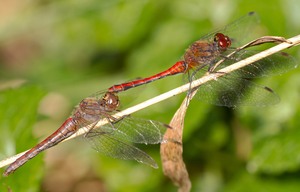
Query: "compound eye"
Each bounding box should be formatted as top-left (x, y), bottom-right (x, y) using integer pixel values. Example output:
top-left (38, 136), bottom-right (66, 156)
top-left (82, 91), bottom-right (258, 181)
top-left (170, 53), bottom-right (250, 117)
top-left (214, 33), bottom-right (231, 50)
top-left (102, 92), bottom-right (120, 111)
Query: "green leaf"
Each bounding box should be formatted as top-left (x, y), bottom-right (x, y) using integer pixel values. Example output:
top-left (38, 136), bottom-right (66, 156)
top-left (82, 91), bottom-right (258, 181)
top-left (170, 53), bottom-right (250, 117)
top-left (0, 85), bottom-right (46, 192)
top-left (225, 171), bottom-right (300, 192)
top-left (248, 127), bottom-right (300, 174)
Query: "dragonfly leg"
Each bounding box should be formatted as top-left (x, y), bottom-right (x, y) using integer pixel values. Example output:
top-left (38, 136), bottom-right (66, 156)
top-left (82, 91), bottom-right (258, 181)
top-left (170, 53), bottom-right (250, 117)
top-left (83, 121), bottom-right (99, 137)
top-left (85, 114), bottom-right (130, 138)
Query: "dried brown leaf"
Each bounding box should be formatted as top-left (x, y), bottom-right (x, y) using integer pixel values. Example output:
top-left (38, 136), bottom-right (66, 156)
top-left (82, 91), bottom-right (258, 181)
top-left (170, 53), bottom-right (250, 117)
top-left (160, 90), bottom-right (197, 192)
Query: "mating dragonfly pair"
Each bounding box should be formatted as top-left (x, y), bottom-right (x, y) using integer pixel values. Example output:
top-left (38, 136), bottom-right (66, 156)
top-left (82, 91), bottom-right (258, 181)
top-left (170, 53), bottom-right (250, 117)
top-left (3, 12), bottom-right (297, 176)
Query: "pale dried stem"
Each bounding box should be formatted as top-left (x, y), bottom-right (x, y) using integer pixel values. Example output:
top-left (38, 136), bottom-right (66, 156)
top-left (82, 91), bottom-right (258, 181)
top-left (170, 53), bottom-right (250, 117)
top-left (0, 34), bottom-right (300, 169)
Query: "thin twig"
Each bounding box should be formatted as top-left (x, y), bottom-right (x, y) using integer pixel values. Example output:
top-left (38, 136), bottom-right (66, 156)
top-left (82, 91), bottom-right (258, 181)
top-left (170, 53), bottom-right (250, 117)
top-left (0, 34), bottom-right (299, 169)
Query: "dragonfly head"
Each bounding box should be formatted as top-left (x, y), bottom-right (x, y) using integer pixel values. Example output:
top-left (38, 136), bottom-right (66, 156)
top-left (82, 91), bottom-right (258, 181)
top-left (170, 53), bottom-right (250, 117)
top-left (102, 92), bottom-right (120, 112)
top-left (214, 33), bottom-right (231, 51)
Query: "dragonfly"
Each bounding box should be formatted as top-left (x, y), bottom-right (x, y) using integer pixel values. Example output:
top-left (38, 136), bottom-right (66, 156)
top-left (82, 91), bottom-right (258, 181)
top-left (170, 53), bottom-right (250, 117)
top-left (3, 92), bottom-right (169, 176)
top-left (107, 12), bottom-right (297, 107)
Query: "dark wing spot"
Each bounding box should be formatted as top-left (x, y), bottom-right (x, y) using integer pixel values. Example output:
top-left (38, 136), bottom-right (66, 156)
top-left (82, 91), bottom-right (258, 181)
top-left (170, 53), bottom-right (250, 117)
top-left (264, 86), bottom-right (275, 93)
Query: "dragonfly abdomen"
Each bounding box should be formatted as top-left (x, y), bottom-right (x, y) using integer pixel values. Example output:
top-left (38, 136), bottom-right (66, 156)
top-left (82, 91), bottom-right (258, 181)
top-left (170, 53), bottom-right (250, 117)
top-left (3, 118), bottom-right (78, 176)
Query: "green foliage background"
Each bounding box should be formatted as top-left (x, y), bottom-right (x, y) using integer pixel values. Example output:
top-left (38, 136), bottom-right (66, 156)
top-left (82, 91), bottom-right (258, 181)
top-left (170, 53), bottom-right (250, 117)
top-left (0, 0), bottom-right (300, 191)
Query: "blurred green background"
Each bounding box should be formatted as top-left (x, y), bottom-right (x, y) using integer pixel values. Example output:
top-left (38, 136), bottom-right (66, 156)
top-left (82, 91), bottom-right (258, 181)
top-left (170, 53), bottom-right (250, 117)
top-left (0, 0), bottom-right (300, 191)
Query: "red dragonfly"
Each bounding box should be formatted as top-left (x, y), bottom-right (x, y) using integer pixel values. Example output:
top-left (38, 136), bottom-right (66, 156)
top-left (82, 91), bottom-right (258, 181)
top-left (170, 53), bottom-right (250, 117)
top-left (3, 92), bottom-right (168, 176)
top-left (108, 12), bottom-right (297, 107)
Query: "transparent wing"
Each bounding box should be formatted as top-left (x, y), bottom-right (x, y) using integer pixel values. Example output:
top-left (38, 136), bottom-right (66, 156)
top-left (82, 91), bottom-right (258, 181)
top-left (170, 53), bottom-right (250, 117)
top-left (214, 50), bottom-right (298, 78)
top-left (200, 12), bottom-right (260, 47)
top-left (111, 117), bottom-right (168, 144)
top-left (85, 132), bottom-right (158, 168)
top-left (86, 116), bottom-right (168, 144)
top-left (83, 116), bottom-right (168, 168)
top-left (193, 74), bottom-right (280, 107)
